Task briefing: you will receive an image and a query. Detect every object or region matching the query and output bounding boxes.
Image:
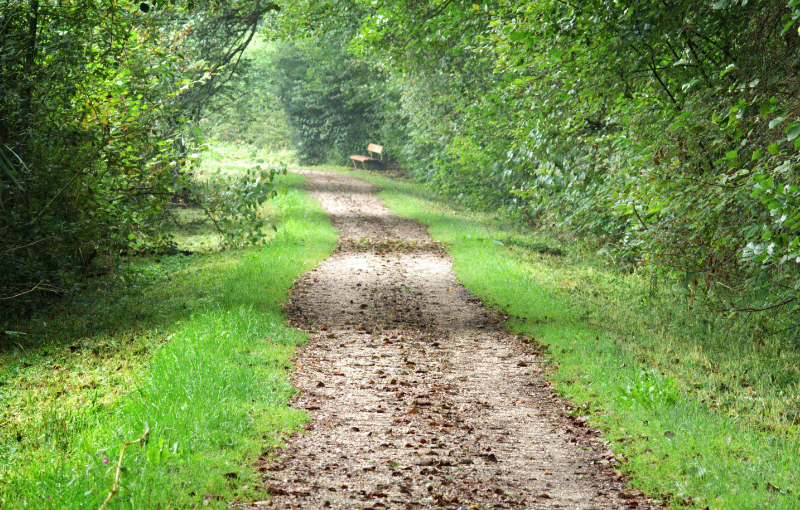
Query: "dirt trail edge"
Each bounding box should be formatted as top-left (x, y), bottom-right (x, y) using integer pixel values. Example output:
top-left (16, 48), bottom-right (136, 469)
top-left (242, 170), bottom-right (662, 509)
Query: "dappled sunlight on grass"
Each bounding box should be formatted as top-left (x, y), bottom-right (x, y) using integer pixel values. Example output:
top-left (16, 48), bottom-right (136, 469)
top-left (167, 149), bottom-right (308, 253)
top-left (200, 142), bottom-right (294, 174)
top-left (169, 207), bottom-right (225, 251)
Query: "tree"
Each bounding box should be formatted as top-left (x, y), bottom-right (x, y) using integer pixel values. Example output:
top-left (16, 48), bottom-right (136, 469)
top-left (269, 36), bottom-right (395, 164)
top-left (0, 0), bottom-right (280, 315)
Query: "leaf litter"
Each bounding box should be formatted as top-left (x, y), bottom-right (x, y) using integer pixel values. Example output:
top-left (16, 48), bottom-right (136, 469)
top-left (235, 170), bottom-right (662, 509)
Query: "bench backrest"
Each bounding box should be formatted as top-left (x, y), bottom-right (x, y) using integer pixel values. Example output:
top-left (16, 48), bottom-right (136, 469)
top-left (367, 143), bottom-right (383, 155)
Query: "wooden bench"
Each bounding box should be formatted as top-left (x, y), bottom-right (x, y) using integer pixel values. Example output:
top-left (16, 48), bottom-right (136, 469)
top-left (350, 143), bottom-right (383, 169)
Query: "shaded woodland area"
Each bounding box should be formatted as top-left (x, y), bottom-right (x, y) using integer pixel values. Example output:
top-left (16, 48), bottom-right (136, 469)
top-left (0, 0), bottom-right (281, 318)
top-left (4, 0), bottom-right (800, 334)
top-left (267, 0), bottom-right (800, 334)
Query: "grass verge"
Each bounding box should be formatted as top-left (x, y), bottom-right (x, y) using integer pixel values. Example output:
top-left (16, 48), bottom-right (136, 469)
top-left (0, 167), bottom-right (337, 508)
top-left (332, 166), bottom-right (800, 509)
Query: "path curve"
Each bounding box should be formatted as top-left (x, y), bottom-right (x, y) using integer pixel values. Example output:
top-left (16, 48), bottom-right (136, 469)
top-left (242, 170), bottom-right (660, 509)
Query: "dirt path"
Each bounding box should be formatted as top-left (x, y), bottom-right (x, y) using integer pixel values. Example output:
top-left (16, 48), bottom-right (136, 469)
top-left (242, 170), bottom-right (660, 509)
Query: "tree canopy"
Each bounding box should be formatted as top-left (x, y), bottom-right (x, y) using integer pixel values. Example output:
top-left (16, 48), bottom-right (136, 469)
top-left (1, 0), bottom-right (280, 313)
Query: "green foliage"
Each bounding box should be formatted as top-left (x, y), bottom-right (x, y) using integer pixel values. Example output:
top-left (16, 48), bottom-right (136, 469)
top-left (617, 370), bottom-right (680, 411)
top-left (266, 34), bottom-right (400, 164)
top-left (0, 0), bottom-right (277, 315)
top-left (191, 161), bottom-right (287, 246)
top-left (201, 38), bottom-right (294, 153)
top-left (282, 0), bottom-right (800, 328)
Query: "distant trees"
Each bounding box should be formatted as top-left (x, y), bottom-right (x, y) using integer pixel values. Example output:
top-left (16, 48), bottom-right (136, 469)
top-left (0, 1), bottom-right (279, 314)
top-left (200, 37), bottom-right (293, 152)
top-left (266, 36), bottom-right (398, 164)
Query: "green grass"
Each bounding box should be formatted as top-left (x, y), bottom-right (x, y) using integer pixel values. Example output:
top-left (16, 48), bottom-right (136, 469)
top-left (198, 142), bottom-right (295, 180)
top-left (329, 166), bottom-right (800, 509)
top-left (0, 160), bottom-right (337, 508)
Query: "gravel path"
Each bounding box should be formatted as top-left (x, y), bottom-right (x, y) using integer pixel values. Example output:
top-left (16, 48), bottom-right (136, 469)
top-left (239, 170), bottom-right (661, 509)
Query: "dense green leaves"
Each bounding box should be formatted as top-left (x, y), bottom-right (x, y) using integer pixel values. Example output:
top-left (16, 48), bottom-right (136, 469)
top-left (273, 0), bottom-right (800, 328)
top-left (268, 36), bottom-right (398, 164)
top-left (201, 39), bottom-right (293, 152)
top-left (0, 0), bottom-right (277, 314)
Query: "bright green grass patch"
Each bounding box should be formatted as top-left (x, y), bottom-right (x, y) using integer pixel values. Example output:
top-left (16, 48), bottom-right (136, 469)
top-left (331, 166), bottom-right (800, 509)
top-left (198, 142), bottom-right (294, 180)
top-left (0, 170), bottom-right (337, 508)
